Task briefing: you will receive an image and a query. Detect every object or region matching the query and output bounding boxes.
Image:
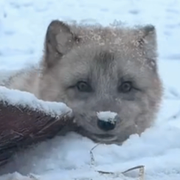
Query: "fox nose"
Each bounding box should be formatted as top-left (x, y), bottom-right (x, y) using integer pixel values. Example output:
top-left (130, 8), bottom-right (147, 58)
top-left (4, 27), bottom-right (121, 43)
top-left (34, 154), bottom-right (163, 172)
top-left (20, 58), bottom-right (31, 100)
top-left (97, 119), bottom-right (116, 131)
top-left (97, 113), bottom-right (120, 131)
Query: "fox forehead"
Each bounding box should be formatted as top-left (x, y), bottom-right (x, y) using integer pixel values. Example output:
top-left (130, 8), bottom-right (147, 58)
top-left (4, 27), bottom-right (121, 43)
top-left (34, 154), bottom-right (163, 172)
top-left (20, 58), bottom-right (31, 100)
top-left (55, 46), bottom-right (154, 91)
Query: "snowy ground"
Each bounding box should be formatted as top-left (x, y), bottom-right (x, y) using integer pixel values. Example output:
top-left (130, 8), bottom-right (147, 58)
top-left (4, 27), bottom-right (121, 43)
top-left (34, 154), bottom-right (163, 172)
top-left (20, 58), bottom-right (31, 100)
top-left (0, 0), bottom-right (180, 179)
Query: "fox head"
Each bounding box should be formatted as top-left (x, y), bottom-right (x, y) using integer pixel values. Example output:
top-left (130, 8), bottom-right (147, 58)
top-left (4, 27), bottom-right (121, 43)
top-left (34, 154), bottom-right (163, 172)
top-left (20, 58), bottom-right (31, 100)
top-left (38, 20), bottom-right (163, 144)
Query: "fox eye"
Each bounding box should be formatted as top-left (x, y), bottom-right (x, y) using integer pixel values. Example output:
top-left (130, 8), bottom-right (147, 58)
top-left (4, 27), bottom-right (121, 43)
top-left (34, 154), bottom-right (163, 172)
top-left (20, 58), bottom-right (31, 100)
top-left (76, 81), bottom-right (92, 92)
top-left (119, 81), bottom-right (132, 93)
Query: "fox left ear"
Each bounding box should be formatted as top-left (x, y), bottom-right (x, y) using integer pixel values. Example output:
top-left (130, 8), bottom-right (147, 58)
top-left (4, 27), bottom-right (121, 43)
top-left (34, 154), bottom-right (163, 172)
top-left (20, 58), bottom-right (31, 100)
top-left (43, 20), bottom-right (78, 69)
top-left (137, 25), bottom-right (157, 61)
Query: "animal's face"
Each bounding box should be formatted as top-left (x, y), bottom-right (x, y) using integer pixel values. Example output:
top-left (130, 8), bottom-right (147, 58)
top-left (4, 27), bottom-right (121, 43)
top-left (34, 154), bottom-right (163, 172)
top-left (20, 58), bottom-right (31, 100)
top-left (38, 20), bottom-right (163, 144)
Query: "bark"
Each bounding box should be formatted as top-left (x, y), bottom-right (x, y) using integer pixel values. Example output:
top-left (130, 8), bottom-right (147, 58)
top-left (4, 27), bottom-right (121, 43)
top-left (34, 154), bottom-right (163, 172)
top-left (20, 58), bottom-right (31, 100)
top-left (0, 100), bottom-right (74, 167)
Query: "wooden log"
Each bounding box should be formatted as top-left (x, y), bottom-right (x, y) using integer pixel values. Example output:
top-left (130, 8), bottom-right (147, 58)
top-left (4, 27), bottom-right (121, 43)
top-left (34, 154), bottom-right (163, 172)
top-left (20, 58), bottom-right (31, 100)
top-left (0, 87), bottom-right (74, 167)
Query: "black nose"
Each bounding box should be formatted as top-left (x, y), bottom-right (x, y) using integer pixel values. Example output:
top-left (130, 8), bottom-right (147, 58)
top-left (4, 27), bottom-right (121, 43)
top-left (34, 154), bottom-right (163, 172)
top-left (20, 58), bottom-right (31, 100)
top-left (97, 119), bottom-right (116, 131)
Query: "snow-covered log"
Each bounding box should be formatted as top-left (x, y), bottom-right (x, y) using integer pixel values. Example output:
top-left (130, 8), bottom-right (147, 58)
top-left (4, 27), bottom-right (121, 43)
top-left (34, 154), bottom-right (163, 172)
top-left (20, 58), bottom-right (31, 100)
top-left (0, 87), bottom-right (74, 167)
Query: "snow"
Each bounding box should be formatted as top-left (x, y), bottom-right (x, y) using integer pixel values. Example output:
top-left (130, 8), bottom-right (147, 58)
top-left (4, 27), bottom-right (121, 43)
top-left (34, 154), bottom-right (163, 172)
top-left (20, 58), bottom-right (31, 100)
top-left (0, 86), bottom-right (72, 118)
top-left (0, 0), bottom-right (180, 180)
top-left (97, 111), bottom-right (117, 123)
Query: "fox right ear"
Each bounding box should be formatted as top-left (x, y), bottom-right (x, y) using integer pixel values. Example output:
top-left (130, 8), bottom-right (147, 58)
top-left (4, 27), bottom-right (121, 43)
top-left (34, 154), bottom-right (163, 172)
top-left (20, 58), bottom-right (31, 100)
top-left (137, 25), bottom-right (157, 60)
top-left (43, 20), bottom-right (74, 69)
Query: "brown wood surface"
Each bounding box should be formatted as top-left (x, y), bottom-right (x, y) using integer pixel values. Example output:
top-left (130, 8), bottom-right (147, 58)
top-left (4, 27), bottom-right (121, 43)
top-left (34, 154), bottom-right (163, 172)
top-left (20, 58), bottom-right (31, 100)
top-left (0, 100), bottom-right (74, 167)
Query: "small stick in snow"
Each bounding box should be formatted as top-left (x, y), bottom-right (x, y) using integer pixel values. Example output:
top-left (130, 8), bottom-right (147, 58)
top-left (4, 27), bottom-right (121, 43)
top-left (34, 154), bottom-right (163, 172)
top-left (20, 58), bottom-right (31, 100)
top-left (96, 165), bottom-right (145, 180)
top-left (90, 144), bottom-right (100, 166)
top-left (122, 165), bottom-right (145, 180)
top-left (88, 143), bottom-right (145, 179)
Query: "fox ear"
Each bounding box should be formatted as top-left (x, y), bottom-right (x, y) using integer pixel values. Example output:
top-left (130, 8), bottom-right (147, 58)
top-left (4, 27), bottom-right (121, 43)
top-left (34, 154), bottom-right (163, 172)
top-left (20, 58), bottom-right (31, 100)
top-left (43, 20), bottom-right (74, 69)
top-left (137, 25), bottom-right (157, 60)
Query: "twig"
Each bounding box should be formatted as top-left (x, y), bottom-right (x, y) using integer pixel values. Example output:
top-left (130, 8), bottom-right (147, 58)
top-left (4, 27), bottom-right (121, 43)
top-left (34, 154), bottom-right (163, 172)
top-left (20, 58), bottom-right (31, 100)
top-left (122, 165), bottom-right (145, 180)
top-left (122, 165), bottom-right (144, 174)
top-left (90, 144), bottom-right (100, 166)
top-left (89, 144), bottom-right (145, 179)
top-left (95, 165), bottom-right (144, 180)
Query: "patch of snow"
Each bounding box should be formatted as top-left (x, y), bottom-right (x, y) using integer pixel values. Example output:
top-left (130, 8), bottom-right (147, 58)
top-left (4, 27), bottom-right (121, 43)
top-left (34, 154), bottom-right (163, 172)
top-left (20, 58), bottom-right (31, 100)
top-left (97, 111), bottom-right (117, 122)
top-left (0, 86), bottom-right (72, 118)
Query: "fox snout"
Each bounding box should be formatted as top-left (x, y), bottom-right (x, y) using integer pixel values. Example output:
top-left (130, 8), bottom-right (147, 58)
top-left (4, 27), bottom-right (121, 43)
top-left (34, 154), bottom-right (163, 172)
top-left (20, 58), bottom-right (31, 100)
top-left (97, 119), bottom-right (116, 131)
top-left (96, 111), bottom-right (121, 131)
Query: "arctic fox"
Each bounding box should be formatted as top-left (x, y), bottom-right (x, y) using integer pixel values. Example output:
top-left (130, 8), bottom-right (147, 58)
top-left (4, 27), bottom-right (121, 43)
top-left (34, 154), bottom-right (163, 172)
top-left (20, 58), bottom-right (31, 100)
top-left (3, 20), bottom-right (163, 144)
